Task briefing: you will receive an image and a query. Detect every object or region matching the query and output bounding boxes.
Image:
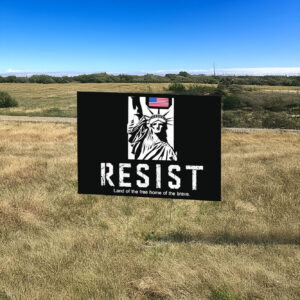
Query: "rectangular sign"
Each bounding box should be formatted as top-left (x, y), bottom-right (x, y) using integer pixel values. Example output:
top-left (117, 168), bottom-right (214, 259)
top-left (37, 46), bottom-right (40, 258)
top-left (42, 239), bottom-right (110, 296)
top-left (77, 92), bottom-right (221, 201)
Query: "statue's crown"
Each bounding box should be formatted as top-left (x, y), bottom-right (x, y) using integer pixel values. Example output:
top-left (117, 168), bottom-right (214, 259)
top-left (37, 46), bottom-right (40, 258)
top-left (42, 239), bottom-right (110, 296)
top-left (149, 114), bottom-right (167, 124)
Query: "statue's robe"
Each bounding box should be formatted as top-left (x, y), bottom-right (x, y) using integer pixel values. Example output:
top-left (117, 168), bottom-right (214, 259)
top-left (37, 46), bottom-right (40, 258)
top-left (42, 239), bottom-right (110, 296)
top-left (128, 116), bottom-right (177, 161)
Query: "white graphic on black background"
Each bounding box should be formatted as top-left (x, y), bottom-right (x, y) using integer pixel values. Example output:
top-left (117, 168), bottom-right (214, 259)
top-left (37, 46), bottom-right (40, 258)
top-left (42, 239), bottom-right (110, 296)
top-left (128, 96), bottom-right (177, 161)
top-left (77, 92), bottom-right (221, 201)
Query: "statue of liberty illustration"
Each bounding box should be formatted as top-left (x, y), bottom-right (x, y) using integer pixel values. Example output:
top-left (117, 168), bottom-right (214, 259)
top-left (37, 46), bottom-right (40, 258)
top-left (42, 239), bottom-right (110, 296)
top-left (127, 96), bottom-right (177, 161)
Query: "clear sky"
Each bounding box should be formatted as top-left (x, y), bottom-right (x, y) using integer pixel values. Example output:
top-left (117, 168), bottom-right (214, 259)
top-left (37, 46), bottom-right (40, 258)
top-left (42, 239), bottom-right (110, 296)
top-left (1, 0), bottom-right (300, 74)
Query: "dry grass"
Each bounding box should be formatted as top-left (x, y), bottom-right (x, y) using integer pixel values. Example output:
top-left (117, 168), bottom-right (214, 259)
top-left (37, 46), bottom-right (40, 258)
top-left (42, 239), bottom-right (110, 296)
top-left (0, 122), bottom-right (299, 299)
top-left (1, 82), bottom-right (299, 118)
top-left (243, 85), bottom-right (300, 91)
top-left (0, 83), bottom-right (171, 117)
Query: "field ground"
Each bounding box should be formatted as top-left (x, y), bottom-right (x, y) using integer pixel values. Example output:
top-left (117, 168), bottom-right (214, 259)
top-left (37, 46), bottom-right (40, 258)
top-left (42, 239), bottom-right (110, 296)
top-left (0, 82), bottom-right (300, 118)
top-left (242, 85), bottom-right (300, 91)
top-left (0, 83), bottom-right (171, 117)
top-left (0, 121), bottom-right (299, 299)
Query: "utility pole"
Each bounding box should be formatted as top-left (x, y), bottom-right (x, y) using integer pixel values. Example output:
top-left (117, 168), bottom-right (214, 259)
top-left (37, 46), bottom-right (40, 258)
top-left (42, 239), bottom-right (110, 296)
top-left (213, 62), bottom-right (216, 77)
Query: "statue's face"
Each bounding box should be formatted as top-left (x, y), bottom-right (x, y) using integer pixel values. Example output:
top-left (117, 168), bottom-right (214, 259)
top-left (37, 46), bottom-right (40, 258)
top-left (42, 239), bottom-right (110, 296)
top-left (151, 121), bottom-right (164, 133)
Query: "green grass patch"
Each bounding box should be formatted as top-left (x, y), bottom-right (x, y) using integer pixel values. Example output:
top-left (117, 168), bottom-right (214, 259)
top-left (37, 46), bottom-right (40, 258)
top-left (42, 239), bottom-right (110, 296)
top-left (210, 289), bottom-right (240, 300)
top-left (42, 107), bottom-right (66, 117)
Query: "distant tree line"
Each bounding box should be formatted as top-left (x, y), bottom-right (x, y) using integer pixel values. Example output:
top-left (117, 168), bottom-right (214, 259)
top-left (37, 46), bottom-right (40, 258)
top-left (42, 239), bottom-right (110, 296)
top-left (0, 72), bottom-right (300, 86)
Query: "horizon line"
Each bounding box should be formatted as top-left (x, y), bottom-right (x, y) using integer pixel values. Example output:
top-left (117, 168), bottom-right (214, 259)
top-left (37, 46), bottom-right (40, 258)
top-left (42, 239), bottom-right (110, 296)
top-left (1, 67), bottom-right (300, 77)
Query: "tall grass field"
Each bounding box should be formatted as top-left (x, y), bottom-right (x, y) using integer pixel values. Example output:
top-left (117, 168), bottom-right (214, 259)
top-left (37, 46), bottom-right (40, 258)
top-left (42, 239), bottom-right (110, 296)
top-left (0, 83), bottom-right (171, 117)
top-left (0, 82), bottom-right (299, 129)
top-left (0, 121), bottom-right (299, 299)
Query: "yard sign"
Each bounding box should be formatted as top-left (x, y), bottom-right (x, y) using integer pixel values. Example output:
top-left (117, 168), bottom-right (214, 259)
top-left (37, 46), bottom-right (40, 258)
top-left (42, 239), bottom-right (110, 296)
top-left (77, 92), bottom-right (221, 201)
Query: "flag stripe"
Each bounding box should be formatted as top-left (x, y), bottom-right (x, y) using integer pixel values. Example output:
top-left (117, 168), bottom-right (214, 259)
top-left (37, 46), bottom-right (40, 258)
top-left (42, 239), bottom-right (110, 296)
top-left (148, 97), bottom-right (169, 107)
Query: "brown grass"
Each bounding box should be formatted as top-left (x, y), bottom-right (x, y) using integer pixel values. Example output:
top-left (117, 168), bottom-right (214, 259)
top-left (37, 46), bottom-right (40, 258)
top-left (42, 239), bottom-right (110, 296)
top-left (0, 122), bottom-right (299, 299)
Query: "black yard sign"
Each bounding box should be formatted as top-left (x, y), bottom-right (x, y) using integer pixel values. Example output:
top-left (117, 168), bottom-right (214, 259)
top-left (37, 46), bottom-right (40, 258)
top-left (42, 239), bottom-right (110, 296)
top-left (77, 92), bottom-right (221, 201)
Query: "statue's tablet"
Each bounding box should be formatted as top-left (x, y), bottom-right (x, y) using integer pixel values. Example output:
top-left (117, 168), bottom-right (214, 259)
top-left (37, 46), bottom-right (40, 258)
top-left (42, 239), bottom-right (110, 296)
top-left (78, 92), bottom-right (221, 201)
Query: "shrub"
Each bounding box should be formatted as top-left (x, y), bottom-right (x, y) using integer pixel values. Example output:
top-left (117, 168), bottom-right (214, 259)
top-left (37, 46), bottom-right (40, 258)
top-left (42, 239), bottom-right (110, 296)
top-left (228, 84), bottom-right (244, 94)
top-left (178, 71), bottom-right (190, 77)
top-left (214, 83), bottom-right (228, 96)
top-left (166, 83), bottom-right (218, 95)
top-left (0, 91), bottom-right (18, 108)
top-left (222, 95), bottom-right (241, 110)
top-left (187, 84), bottom-right (216, 94)
top-left (222, 111), bottom-right (239, 127)
top-left (235, 92), bottom-right (300, 112)
top-left (29, 75), bottom-right (55, 84)
top-left (262, 112), bottom-right (299, 129)
top-left (166, 82), bottom-right (186, 92)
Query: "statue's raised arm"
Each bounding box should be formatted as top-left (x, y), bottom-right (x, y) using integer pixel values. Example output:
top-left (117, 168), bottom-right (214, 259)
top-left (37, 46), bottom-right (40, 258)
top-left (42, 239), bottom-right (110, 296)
top-left (127, 96), bottom-right (143, 131)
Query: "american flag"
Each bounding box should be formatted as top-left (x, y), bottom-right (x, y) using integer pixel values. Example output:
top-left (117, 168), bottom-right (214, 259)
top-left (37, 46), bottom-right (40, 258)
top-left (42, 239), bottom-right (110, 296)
top-left (149, 97), bottom-right (169, 108)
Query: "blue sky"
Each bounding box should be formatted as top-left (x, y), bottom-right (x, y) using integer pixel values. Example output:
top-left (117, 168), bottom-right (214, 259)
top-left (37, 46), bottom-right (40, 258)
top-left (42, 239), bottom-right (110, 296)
top-left (1, 0), bottom-right (300, 75)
